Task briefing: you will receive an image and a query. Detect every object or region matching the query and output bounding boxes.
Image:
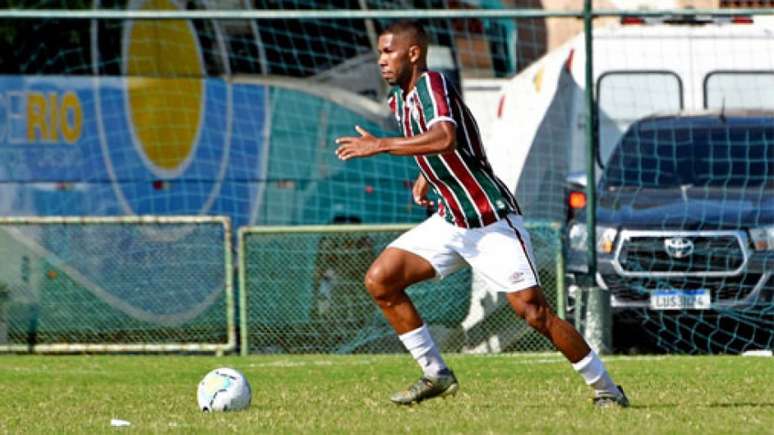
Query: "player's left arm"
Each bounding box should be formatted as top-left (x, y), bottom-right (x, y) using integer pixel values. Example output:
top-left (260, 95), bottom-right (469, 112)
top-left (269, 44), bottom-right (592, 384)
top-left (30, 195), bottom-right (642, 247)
top-left (335, 122), bottom-right (456, 161)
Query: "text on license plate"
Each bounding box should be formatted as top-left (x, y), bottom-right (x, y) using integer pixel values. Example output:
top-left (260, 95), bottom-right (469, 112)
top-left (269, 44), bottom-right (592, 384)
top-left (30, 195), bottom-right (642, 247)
top-left (649, 289), bottom-right (711, 310)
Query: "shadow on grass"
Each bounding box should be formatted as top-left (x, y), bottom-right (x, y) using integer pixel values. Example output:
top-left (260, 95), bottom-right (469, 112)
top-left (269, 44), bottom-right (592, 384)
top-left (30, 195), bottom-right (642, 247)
top-left (707, 402), bottom-right (774, 408)
top-left (627, 404), bottom-right (677, 410)
top-left (627, 402), bottom-right (774, 410)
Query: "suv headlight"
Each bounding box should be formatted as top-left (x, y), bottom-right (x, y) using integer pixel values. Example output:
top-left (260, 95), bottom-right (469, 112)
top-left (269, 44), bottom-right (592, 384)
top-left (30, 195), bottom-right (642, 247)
top-left (568, 224), bottom-right (618, 254)
top-left (749, 225), bottom-right (774, 251)
top-left (568, 223), bottom-right (588, 251)
top-left (597, 226), bottom-right (618, 254)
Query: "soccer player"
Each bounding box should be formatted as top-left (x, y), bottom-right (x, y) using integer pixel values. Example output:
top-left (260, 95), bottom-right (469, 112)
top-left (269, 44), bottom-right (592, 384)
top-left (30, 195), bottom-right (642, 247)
top-left (335, 20), bottom-right (628, 408)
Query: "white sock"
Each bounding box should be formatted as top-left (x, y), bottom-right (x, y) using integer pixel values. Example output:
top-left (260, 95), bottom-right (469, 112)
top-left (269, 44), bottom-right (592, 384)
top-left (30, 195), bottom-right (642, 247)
top-left (398, 324), bottom-right (448, 377)
top-left (572, 351), bottom-right (620, 396)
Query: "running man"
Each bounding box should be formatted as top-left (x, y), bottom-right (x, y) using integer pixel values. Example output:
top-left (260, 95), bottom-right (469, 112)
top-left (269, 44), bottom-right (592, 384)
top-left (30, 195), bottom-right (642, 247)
top-left (335, 20), bottom-right (628, 408)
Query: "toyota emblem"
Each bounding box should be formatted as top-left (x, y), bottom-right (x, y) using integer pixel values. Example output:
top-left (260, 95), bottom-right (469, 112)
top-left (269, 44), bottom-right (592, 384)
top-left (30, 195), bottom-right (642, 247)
top-left (664, 237), bottom-right (694, 259)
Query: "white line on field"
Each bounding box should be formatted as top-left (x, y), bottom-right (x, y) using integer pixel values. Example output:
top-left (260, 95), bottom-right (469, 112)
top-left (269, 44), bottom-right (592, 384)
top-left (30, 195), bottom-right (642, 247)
top-left (245, 359), bottom-right (375, 368)
top-left (603, 355), bottom-right (671, 362)
top-left (508, 358), bottom-right (565, 365)
top-left (240, 354), bottom-right (676, 368)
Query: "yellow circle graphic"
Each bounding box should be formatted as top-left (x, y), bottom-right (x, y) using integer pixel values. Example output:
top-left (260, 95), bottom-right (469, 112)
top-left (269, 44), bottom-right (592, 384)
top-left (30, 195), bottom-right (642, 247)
top-left (126, 0), bottom-right (203, 171)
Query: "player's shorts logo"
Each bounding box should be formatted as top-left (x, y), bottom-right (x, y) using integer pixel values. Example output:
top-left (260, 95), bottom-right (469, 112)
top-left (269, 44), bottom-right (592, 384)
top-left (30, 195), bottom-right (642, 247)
top-left (509, 272), bottom-right (525, 284)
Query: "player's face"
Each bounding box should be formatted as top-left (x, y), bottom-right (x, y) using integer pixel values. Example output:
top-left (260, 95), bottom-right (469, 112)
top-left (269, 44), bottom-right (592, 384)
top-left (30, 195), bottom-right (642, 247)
top-left (377, 32), bottom-right (414, 87)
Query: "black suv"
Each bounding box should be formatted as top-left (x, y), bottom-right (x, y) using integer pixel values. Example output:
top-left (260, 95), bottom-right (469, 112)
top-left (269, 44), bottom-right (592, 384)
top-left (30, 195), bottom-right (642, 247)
top-left (566, 111), bottom-right (773, 350)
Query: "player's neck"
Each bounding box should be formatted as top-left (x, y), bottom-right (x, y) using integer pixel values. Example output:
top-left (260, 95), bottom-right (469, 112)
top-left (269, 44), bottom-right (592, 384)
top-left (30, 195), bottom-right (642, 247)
top-left (400, 66), bottom-right (428, 96)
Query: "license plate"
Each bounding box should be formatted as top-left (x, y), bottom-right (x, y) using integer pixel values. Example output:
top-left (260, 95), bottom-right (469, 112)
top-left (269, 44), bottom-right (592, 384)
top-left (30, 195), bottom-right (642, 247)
top-left (649, 289), bottom-right (711, 310)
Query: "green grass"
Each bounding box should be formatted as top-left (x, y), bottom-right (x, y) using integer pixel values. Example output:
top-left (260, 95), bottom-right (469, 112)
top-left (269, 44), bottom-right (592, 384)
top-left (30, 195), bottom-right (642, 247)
top-left (0, 354), bottom-right (772, 434)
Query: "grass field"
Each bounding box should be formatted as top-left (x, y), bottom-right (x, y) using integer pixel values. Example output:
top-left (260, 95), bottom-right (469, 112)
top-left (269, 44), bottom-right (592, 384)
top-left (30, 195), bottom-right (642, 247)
top-left (0, 353), bottom-right (772, 434)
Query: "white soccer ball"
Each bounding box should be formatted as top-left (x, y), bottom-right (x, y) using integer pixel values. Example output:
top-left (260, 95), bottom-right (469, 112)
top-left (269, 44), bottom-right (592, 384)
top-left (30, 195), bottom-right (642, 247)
top-left (197, 367), bottom-right (252, 412)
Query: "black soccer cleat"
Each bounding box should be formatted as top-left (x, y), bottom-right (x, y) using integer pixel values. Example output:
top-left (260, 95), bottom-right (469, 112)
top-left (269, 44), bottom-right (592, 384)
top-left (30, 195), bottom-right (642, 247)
top-left (593, 385), bottom-right (630, 408)
top-left (390, 369), bottom-right (459, 405)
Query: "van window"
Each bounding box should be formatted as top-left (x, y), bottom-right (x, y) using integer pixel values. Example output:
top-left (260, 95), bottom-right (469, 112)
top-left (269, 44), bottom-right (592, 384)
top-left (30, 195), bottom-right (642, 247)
top-left (704, 71), bottom-right (774, 110)
top-left (597, 71), bottom-right (683, 165)
top-left (604, 123), bottom-right (774, 189)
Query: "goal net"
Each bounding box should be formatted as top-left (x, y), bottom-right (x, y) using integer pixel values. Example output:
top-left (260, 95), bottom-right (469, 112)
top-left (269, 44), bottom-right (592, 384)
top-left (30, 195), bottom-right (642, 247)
top-left (3, 2), bottom-right (771, 355)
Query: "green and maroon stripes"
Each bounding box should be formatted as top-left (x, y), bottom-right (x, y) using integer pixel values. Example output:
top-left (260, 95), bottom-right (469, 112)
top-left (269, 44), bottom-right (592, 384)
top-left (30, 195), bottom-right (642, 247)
top-left (415, 155), bottom-right (468, 226)
top-left (453, 98), bottom-right (486, 162)
top-left (442, 154), bottom-right (499, 226)
top-left (406, 98), bottom-right (469, 226)
top-left (411, 92), bottom-right (496, 227)
top-left (389, 71), bottom-right (520, 228)
top-left (416, 71), bottom-right (454, 126)
top-left (422, 154), bottom-right (496, 227)
top-left (452, 95), bottom-right (522, 214)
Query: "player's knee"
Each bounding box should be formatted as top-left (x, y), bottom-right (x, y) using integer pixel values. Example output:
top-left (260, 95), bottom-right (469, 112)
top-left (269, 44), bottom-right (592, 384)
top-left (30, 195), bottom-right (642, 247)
top-left (364, 266), bottom-right (400, 304)
top-left (363, 265), bottom-right (386, 292)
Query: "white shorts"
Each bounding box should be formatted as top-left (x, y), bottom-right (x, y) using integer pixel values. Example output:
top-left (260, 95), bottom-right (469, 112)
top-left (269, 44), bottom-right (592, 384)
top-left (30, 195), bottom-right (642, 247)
top-left (388, 213), bottom-right (540, 292)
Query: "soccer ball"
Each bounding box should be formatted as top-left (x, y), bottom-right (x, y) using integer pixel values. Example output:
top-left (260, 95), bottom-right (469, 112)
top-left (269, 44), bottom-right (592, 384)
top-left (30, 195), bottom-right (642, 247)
top-left (197, 367), bottom-right (252, 412)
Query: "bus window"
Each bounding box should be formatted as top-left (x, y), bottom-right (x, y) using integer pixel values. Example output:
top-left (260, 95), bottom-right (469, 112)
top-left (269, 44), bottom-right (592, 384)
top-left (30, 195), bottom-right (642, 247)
top-left (597, 71), bottom-right (683, 166)
top-left (704, 71), bottom-right (774, 110)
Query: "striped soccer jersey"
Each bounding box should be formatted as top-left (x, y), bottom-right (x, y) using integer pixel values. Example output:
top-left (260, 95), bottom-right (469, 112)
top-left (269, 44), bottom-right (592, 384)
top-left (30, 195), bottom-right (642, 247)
top-left (388, 70), bottom-right (520, 228)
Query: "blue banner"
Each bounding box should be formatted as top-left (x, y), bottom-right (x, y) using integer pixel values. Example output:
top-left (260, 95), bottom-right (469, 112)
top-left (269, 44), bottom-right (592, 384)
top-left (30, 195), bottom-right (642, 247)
top-left (0, 76), bottom-right (268, 229)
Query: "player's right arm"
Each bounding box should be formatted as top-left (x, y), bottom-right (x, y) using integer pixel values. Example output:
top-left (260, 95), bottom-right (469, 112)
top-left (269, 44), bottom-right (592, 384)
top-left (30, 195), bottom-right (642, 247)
top-left (335, 121), bottom-right (456, 160)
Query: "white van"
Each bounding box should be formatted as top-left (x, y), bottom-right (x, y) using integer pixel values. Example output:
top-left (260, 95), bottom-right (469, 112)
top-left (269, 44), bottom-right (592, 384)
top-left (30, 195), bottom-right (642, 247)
top-left (485, 15), bottom-right (774, 221)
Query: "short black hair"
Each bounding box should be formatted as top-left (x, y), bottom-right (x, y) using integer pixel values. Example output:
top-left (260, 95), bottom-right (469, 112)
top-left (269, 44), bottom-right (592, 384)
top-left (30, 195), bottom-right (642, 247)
top-left (380, 20), bottom-right (428, 47)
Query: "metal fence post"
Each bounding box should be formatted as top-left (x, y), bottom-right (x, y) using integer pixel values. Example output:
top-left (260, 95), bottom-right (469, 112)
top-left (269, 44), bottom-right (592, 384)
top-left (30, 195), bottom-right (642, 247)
top-left (582, 0), bottom-right (612, 354)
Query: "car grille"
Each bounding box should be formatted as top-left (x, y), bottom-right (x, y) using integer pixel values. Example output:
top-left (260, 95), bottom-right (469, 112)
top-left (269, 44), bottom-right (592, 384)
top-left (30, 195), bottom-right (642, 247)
top-left (602, 273), bottom-right (764, 303)
top-left (616, 234), bottom-right (745, 274)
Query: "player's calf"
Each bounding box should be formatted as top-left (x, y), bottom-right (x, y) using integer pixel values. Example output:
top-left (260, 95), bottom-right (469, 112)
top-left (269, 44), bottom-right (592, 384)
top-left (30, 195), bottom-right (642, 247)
top-left (507, 287), bottom-right (629, 407)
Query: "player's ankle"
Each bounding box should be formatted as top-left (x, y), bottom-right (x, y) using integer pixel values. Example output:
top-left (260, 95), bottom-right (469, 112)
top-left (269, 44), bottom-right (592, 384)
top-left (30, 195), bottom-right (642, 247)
top-left (592, 379), bottom-right (620, 397)
top-left (572, 350), bottom-right (618, 394)
top-left (423, 364), bottom-right (450, 378)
